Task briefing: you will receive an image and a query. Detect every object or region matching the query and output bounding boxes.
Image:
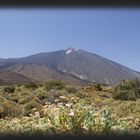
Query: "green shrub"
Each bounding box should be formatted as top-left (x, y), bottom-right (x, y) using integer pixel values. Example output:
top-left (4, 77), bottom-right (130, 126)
top-left (45, 80), bottom-right (65, 91)
top-left (24, 82), bottom-right (38, 89)
top-left (75, 92), bottom-right (87, 99)
top-left (95, 84), bottom-right (102, 91)
top-left (24, 101), bottom-right (40, 115)
top-left (0, 96), bottom-right (6, 103)
top-left (112, 79), bottom-right (140, 101)
top-left (33, 90), bottom-right (52, 103)
top-left (19, 91), bottom-right (32, 96)
top-left (0, 101), bottom-right (24, 118)
top-left (3, 86), bottom-right (15, 93)
top-left (36, 92), bottom-right (47, 100)
top-left (66, 86), bottom-right (78, 93)
top-left (18, 96), bottom-right (33, 104)
top-left (11, 96), bottom-right (19, 103)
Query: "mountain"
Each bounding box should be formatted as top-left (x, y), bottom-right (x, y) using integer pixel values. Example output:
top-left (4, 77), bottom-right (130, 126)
top-left (0, 48), bottom-right (140, 85)
top-left (0, 70), bottom-right (33, 85)
top-left (4, 64), bottom-right (88, 85)
top-left (0, 58), bottom-right (5, 62)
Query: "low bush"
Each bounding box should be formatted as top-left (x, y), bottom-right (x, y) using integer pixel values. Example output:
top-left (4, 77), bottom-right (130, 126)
top-left (95, 84), bottom-right (102, 91)
top-left (35, 92), bottom-right (48, 100)
top-left (19, 91), bottom-right (32, 96)
top-left (0, 101), bottom-right (24, 118)
top-left (45, 80), bottom-right (65, 91)
top-left (18, 95), bottom-right (33, 104)
top-left (75, 92), bottom-right (87, 99)
top-left (3, 86), bottom-right (15, 93)
top-left (0, 96), bottom-right (6, 103)
top-left (112, 79), bottom-right (140, 101)
top-left (24, 101), bottom-right (40, 115)
top-left (11, 95), bottom-right (19, 103)
top-left (66, 86), bottom-right (78, 93)
top-left (24, 82), bottom-right (38, 89)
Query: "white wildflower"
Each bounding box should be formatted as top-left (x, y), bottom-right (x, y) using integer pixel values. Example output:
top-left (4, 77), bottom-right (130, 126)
top-left (94, 112), bottom-right (100, 117)
top-left (68, 110), bottom-right (75, 117)
top-left (71, 97), bottom-right (75, 100)
top-left (83, 125), bottom-right (89, 131)
top-left (12, 120), bottom-right (18, 124)
top-left (45, 102), bottom-right (51, 105)
top-left (43, 108), bottom-right (48, 115)
top-left (57, 103), bottom-right (64, 106)
top-left (29, 113), bottom-right (33, 117)
top-left (95, 118), bottom-right (100, 125)
top-left (59, 96), bottom-right (66, 99)
top-left (65, 103), bottom-right (72, 108)
top-left (135, 118), bottom-right (140, 124)
top-left (34, 112), bottom-right (40, 117)
top-left (32, 108), bottom-right (37, 111)
top-left (54, 99), bottom-right (59, 103)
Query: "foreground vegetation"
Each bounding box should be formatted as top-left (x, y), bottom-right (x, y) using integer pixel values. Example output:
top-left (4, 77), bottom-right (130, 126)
top-left (0, 80), bottom-right (140, 136)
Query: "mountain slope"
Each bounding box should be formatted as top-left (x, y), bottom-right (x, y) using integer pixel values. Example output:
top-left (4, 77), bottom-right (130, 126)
top-left (4, 64), bottom-right (88, 85)
top-left (0, 70), bottom-right (33, 85)
top-left (0, 48), bottom-right (140, 85)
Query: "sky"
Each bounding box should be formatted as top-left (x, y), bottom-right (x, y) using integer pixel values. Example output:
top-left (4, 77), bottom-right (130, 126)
top-left (0, 8), bottom-right (140, 71)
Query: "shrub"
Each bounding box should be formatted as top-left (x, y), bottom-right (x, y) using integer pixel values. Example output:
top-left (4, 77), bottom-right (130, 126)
top-left (0, 96), bottom-right (6, 103)
top-left (34, 91), bottom-right (53, 103)
top-left (18, 93), bottom-right (40, 105)
top-left (36, 92), bottom-right (47, 100)
top-left (19, 91), bottom-right (31, 96)
top-left (66, 86), bottom-right (78, 94)
top-left (11, 96), bottom-right (19, 103)
top-left (112, 79), bottom-right (140, 101)
top-left (95, 84), bottom-right (102, 91)
top-left (18, 96), bottom-right (33, 104)
top-left (3, 86), bottom-right (15, 93)
top-left (24, 101), bottom-right (40, 115)
top-left (45, 80), bottom-right (65, 91)
top-left (24, 82), bottom-right (38, 89)
top-left (0, 101), bottom-right (24, 118)
top-left (75, 92), bottom-right (87, 99)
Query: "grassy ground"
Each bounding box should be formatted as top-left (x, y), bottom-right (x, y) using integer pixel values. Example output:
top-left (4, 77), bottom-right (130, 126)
top-left (0, 82), bottom-right (140, 136)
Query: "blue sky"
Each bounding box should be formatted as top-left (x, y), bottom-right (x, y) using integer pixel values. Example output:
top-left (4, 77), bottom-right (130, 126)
top-left (0, 8), bottom-right (140, 71)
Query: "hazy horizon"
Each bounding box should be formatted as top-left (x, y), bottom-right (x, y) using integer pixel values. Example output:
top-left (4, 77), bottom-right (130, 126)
top-left (0, 8), bottom-right (140, 71)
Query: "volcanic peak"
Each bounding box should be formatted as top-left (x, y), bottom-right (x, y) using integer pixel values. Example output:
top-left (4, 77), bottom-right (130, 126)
top-left (66, 47), bottom-right (79, 54)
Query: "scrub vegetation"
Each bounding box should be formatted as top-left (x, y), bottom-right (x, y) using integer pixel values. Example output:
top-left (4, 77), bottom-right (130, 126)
top-left (0, 79), bottom-right (140, 136)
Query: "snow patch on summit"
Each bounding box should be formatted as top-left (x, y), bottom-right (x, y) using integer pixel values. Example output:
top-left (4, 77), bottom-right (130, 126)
top-left (66, 48), bottom-right (79, 55)
top-left (66, 49), bottom-right (73, 54)
top-left (74, 48), bottom-right (79, 51)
